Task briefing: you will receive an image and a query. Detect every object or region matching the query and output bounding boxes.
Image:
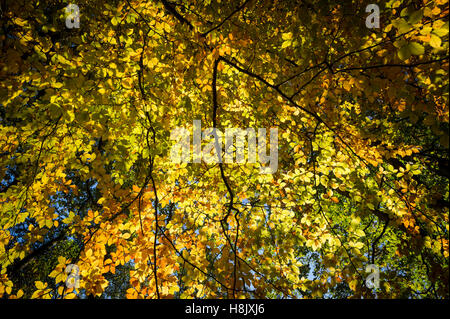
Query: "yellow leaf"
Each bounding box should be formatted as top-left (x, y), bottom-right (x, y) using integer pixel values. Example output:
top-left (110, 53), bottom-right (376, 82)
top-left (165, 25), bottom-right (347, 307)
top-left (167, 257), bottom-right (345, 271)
top-left (35, 281), bottom-right (46, 290)
top-left (122, 232), bottom-right (131, 239)
top-left (429, 34), bottom-right (442, 48)
top-left (349, 279), bottom-right (358, 291)
top-left (282, 32), bottom-right (293, 40)
top-left (122, 78), bottom-right (133, 89)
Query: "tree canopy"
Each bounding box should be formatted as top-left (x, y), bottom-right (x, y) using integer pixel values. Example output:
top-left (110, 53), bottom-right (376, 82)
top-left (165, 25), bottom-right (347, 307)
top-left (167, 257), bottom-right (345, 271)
top-left (0, 0), bottom-right (449, 299)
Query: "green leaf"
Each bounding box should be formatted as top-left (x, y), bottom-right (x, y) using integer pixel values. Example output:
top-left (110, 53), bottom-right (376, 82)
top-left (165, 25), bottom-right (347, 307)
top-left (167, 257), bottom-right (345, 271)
top-left (398, 45), bottom-right (411, 61)
top-left (393, 39), bottom-right (407, 49)
top-left (400, 7), bottom-right (410, 17)
top-left (408, 42), bottom-right (424, 55)
top-left (393, 18), bottom-right (412, 33)
top-left (355, 229), bottom-right (365, 237)
top-left (408, 9), bottom-right (423, 25)
top-left (48, 103), bottom-right (62, 120)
